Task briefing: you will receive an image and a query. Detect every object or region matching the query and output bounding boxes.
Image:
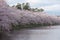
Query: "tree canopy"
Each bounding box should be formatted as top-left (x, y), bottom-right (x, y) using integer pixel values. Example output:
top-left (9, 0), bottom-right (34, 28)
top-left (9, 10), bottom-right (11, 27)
top-left (12, 3), bottom-right (44, 12)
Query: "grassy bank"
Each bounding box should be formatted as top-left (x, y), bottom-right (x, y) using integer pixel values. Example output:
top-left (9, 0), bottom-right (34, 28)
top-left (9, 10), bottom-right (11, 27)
top-left (11, 23), bottom-right (59, 31)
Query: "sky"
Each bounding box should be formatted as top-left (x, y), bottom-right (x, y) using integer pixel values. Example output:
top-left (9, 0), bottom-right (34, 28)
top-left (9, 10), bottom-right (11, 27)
top-left (5, 0), bottom-right (60, 16)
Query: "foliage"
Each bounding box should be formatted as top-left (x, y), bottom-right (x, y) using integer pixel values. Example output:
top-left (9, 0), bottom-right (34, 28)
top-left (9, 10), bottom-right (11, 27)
top-left (16, 3), bottom-right (22, 10)
top-left (12, 3), bottom-right (30, 10)
top-left (31, 8), bottom-right (44, 12)
top-left (12, 2), bottom-right (44, 12)
top-left (22, 3), bottom-right (30, 10)
top-left (37, 8), bottom-right (44, 12)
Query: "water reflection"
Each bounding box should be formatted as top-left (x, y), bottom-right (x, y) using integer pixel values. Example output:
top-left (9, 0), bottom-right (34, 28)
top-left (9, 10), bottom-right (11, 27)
top-left (11, 28), bottom-right (60, 40)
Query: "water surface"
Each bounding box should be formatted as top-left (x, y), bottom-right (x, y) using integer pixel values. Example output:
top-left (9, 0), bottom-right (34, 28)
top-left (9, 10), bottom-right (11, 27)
top-left (11, 26), bottom-right (60, 40)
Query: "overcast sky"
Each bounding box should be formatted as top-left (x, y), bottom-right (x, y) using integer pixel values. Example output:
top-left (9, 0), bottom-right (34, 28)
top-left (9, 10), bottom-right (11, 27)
top-left (6, 0), bottom-right (60, 15)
